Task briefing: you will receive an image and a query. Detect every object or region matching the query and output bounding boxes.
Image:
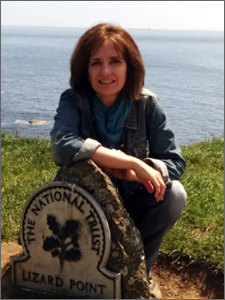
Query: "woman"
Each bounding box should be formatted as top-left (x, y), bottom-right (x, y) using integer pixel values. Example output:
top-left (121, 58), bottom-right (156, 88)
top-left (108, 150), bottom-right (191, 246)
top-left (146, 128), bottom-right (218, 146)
top-left (50, 23), bottom-right (187, 298)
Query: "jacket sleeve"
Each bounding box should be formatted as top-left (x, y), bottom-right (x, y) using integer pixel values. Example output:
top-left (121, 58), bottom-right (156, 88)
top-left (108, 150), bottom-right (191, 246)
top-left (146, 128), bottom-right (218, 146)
top-left (50, 89), bottom-right (101, 166)
top-left (145, 95), bottom-right (186, 180)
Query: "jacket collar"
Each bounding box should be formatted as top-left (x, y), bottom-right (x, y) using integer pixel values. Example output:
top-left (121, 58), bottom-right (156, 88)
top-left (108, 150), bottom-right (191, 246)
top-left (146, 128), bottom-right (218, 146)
top-left (123, 101), bottom-right (137, 130)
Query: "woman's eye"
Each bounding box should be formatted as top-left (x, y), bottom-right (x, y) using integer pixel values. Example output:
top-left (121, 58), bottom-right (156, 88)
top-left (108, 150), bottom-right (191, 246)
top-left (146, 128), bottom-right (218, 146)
top-left (111, 60), bottom-right (121, 64)
top-left (90, 61), bottom-right (100, 66)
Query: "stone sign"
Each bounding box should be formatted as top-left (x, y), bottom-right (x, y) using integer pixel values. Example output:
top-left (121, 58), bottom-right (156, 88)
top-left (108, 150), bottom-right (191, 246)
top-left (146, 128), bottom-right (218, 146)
top-left (12, 182), bottom-right (121, 299)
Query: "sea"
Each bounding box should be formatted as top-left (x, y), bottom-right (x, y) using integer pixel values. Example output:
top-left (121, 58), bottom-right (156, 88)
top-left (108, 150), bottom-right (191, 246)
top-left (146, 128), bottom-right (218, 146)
top-left (1, 26), bottom-right (224, 146)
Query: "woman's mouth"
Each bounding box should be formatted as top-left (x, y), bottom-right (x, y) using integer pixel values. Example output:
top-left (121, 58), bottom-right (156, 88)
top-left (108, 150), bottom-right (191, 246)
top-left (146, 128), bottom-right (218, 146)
top-left (99, 80), bottom-right (115, 84)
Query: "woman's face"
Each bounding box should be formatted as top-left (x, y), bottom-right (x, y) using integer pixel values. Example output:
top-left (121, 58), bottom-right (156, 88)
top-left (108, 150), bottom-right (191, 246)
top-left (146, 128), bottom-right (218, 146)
top-left (88, 39), bottom-right (127, 107)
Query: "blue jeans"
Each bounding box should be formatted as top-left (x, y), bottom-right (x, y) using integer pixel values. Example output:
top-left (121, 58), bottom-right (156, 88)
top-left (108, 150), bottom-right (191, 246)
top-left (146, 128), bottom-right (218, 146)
top-left (124, 180), bottom-right (187, 274)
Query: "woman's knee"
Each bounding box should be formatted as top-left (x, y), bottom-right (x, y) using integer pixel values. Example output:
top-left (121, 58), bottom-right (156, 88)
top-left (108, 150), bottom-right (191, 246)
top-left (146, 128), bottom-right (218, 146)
top-left (163, 180), bottom-right (187, 224)
top-left (169, 180), bottom-right (188, 207)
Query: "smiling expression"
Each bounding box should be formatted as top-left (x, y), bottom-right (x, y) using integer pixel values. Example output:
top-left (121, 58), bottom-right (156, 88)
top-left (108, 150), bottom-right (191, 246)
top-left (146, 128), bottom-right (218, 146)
top-left (88, 39), bottom-right (127, 107)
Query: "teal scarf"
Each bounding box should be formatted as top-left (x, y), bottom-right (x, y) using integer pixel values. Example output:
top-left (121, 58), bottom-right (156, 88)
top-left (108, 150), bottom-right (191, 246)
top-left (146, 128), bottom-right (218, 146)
top-left (91, 94), bottom-right (132, 149)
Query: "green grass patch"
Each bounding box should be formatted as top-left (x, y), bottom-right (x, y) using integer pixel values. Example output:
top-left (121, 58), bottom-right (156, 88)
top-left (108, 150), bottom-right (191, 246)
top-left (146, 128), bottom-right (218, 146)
top-left (160, 136), bottom-right (224, 274)
top-left (1, 132), bottom-right (224, 274)
top-left (1, 131), bottom-right (58, 240)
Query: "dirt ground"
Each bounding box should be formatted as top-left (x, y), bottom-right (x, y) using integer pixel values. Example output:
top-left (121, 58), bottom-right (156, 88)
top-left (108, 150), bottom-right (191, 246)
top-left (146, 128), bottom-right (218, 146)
top-left (151, 257), bottom-right (224, 299)
top-left (1, 241), bottom-right (224, 299)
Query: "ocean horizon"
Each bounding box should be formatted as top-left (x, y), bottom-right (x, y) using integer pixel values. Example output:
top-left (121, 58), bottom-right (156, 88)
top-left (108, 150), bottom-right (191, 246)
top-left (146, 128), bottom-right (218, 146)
top-left (1, 26), bottom-right (224, 146)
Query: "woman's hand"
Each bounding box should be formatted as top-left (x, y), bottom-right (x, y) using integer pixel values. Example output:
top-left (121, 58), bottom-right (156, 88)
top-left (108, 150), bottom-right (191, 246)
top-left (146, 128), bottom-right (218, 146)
top-left (133, 161), bottom-right (166, 201)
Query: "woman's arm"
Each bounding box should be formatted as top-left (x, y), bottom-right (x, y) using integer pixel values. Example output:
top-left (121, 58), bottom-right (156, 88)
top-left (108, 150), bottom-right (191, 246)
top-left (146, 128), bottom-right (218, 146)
top-left (92, 146), bottom-right (166, 201)
top-left (50, 89), bottom-right (101, 166)
top-left (146, 95), bottom-right (186, 180)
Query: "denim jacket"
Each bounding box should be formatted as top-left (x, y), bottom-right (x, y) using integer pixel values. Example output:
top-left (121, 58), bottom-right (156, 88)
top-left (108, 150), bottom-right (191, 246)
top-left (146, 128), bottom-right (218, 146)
top-left (50, 88), bottom-right (186, 199)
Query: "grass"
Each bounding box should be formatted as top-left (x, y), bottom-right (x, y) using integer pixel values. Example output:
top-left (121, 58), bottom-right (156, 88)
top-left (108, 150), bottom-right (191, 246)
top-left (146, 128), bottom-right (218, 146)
top-left (160, 136), bottom-right (224, 274)
top-left (1, 132), bottom-right (224, 274)
top-left (1, 131), bottom-right (58, 240)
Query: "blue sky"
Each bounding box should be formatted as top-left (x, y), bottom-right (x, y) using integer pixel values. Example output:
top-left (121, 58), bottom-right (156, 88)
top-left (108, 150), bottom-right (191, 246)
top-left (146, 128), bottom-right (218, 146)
top-left (1, 1), bottom-right (224, 31)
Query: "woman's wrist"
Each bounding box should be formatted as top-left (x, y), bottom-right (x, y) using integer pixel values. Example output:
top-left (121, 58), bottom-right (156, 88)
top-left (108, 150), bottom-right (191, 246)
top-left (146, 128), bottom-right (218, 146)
top-left (129, 156), bottom-right (142, 172)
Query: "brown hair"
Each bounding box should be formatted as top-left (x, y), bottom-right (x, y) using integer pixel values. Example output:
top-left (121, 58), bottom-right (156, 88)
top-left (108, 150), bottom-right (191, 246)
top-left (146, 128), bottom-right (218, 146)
top-left (70, 23), bottom-right (145, 100)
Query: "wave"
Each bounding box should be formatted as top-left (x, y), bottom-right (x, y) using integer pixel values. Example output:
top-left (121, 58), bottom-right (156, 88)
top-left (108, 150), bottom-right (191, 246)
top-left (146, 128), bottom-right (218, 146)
top-left (14, 120), bottom-right (29, 125)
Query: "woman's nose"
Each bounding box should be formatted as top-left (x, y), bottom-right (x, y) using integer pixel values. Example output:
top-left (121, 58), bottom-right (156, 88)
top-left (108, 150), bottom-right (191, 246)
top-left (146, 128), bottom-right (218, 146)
top-left (101, 63), bottom-right (111, 75)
